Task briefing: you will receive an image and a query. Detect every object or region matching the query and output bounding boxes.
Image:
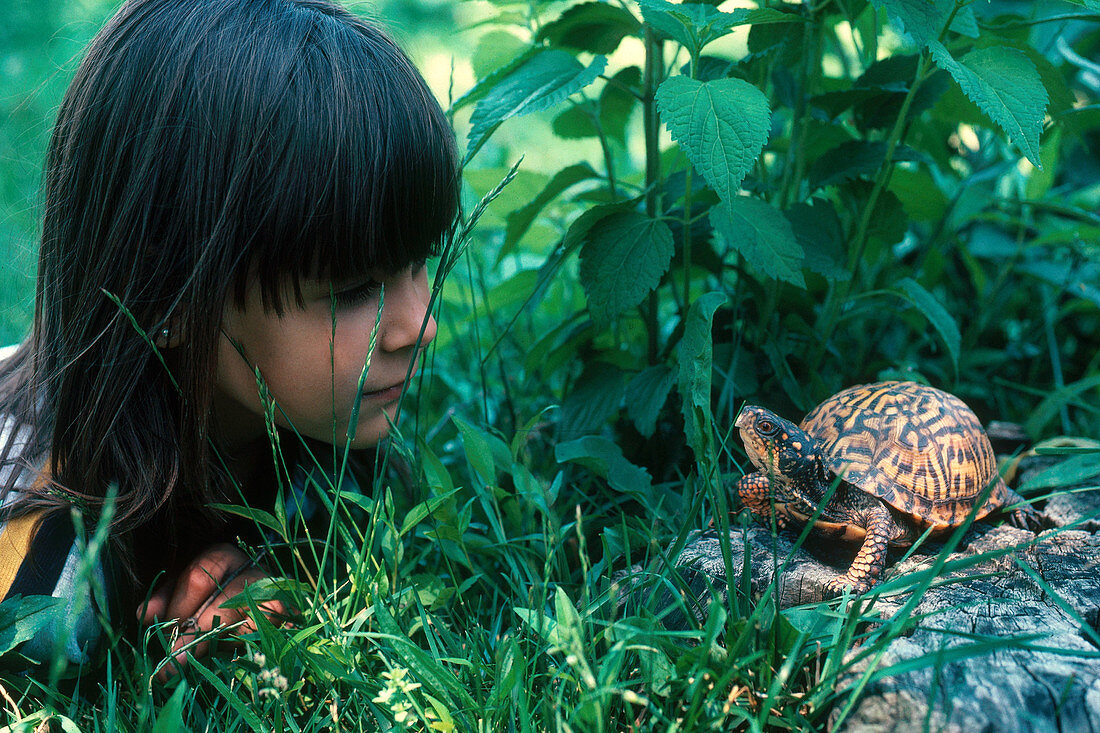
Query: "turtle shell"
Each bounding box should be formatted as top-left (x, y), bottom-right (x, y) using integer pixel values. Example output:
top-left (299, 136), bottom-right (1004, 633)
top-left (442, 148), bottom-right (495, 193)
top-left (799, 381), bottom-right (1009, 529)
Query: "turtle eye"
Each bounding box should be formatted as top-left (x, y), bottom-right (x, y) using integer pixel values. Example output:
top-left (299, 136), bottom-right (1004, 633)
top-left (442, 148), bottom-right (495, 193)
top-left (757, 418), bottom-right (777, 435)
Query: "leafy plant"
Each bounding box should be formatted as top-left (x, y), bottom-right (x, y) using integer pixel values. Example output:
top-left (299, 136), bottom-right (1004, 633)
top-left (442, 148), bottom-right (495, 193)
top-left (1, 0), bottom-right (1099, 730)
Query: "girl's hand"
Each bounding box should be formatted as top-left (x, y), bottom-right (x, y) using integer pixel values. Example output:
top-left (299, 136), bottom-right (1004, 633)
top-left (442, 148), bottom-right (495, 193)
top-left (137, 543), bottom-right (284, 680)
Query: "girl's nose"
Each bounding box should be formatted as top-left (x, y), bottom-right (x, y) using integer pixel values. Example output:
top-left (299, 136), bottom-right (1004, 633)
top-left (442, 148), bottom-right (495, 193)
top-left (379, 267), bottom-right (436, 353)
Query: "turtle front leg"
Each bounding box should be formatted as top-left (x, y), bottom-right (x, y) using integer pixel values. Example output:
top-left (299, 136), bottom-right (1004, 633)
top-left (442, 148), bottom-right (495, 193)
top-left (736, 471), bottom-right (792, 531)
top-left (825, 501), bottom-right (907, 596)
top-left (1002, 487), bottom-right (1046, 532)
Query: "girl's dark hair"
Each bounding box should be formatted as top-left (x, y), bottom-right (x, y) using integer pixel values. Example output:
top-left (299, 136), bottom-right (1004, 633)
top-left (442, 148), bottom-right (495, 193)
top-left (0, 0), bottom-right (458, 581)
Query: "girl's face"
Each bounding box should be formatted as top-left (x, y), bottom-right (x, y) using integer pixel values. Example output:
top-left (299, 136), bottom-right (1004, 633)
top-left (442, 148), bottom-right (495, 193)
top-left (213, 264), bottom-right (436, 450)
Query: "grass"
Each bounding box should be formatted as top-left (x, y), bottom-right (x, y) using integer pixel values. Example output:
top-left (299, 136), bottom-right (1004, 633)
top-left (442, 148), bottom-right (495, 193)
top-left (2, 1), bottom-right (1098, 729)
top-left (0, 193), bottom-right (1091, 729)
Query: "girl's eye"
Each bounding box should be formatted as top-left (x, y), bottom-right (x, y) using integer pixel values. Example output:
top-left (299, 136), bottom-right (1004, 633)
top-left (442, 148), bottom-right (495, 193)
top-left (332, 279), bottom-right (382, 308)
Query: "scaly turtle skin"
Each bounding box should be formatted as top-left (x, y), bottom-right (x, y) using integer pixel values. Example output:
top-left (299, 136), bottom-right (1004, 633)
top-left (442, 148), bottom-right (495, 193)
top-left (734, 381), bottom-right (1043, 595)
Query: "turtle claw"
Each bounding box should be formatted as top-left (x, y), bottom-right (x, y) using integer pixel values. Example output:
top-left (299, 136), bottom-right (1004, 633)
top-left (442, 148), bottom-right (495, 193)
top-left (1008, 504), bottom-right (1046, 533)
top-left (824, 575), bottom-right (873, 598)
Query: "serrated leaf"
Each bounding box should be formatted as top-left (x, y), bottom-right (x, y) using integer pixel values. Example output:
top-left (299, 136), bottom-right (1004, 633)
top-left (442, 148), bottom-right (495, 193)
top-left (807, 140), bottom-right (922, 190)
top-left (502, 163), bottom-right (598, 258)
top-left (562, 202), bottom-right (635, 254)
top-left (711, 198), bottom-right (805, 287)
top-left (626, 364), bottom-right (676, 437)
top-left (678, 292), bottom-right (726, 465)
top-left (579, 211), bottom-right (674, 323)
top-left (637, 0), bottom-right (798, 53)
top-left (869, 0), bottom-right (976, 46)
top-left (659, 79), bottom-right (769, 204)
top-left (560, 362), bottom-right (627, 439)
top-left (930, 43), bottom-right (1047, 165)
top-left (451, 46), bottom-right (541, 114)
top-left (467, 51), bottom-right (608, 162)
top-left (894, 278), bottom-right (961, 375)
top-left (656, 76), bottom-right (769, 206)
top-left (786, 199), bottom-right (849, 281)
top-left (537, 2), bottom-right (641, 55)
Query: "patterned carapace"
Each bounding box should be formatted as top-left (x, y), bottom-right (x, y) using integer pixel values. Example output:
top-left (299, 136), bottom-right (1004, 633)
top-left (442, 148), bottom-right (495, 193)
top-left (734, 380), bottom-right (1043, 595)
top-left (800, 381), bottom-right (1001, 529)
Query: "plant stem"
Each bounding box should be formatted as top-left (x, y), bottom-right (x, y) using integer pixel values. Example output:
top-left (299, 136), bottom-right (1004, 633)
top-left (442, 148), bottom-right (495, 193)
top-left (809, 51), bottom-right (932, 373)
top-left (682, 51), bottom-right (697, 314)
top-left (643, 26), bottom-right (664, 364)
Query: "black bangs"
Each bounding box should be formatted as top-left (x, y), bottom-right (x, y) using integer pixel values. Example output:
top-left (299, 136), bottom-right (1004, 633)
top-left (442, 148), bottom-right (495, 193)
top-left (222, 2), bottom-right (459, 312)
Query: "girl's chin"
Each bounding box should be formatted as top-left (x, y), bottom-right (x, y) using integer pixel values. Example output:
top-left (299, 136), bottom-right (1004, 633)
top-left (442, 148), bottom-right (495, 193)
top-left (341, 411), bottom-right (396, 448)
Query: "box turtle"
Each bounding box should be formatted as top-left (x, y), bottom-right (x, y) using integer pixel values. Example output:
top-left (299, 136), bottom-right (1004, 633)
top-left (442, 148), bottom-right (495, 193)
top-left (734, 381), bottom-right (1043, 595)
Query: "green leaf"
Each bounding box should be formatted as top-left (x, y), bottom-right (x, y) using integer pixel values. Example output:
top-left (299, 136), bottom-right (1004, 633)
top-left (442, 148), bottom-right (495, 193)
top-left (560, 362), bottom-right (626, 439)
top-left (555, 436), bottom-right (653, 499)
top-left (400, 493), bottom-right (458, 537)
top-left (151, 683), bottom-right (192, 733)
top-left (502, 163), bottom-right (598, 258)
top-left (206, 503), bottom-right (282, 535)
top-left (678, 291), bottom-right (726, 466)
top-left (599, 66), bottom-right (642, 142)
top-left (626, 364), bottom-right (676, 438)
top-left (1025, 375), bottom-right (1100, 438)
top-left (372, 601), bottom-right (478, 719)
top-left (930, 43), bottom-right (1048, 166)
top-left (656, 76), bottom-right (770, 206)
top-left (451, 46), bottom-right (541, 114)
top-left (869, 0), bottom-right (976, 46)
top-left (0, 595), bottom-right (63, 656)
top-left (786, 199), bottom-right (849, 281)
top-left (536, 2), bottom-right (641, 55)
top-left (711, 198), bottom-right (805, 287)
top-left (467, 50), bottom-right (608, 162)
top-left (579, 211), bottom-right (674, 323)
top-left (453, 415), bottom-right (496, 483)
top-left (894, 278), bottom-right (961, 375)
top-left (1019, 453), bottom-right (1100, 492)
top-left (637, 0), bottom-right (798, 54)
top-left (552, 67), bottom-right (642, 143)
top-left (471, 30), bottom-right (529, 80)
top-left (807, 140), bottom-right (922, 190)
top-left (553, 102), bottom-right (599, 140)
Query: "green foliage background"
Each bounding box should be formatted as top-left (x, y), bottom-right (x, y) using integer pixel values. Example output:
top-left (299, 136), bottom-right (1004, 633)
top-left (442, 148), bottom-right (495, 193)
top-left (1, 0), bottom-right (1099, 730)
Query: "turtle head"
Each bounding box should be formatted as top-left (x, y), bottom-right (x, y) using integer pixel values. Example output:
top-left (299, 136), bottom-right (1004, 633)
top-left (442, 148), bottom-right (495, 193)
top-left (735, 406), bottom-right (831, 505)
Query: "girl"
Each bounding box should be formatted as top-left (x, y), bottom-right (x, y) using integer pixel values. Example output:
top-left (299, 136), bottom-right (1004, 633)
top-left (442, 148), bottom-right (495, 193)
top-left (0, 0), bottom-right (458, 669)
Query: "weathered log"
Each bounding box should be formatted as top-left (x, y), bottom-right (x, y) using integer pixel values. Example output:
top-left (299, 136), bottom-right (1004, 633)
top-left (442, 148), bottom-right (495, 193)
top-left (655, 484), bottom-right (1100, 732)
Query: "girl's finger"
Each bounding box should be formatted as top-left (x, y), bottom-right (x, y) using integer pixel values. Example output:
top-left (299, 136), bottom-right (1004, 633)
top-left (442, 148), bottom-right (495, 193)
top-left (162, 544), bottom-right (245, 620)
top-left (138, 581), bottom-right (173, 624)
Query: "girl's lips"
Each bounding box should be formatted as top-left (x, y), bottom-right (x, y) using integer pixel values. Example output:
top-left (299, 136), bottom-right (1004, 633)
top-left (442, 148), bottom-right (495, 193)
top-left (363, 382), bottom-right (405, 402)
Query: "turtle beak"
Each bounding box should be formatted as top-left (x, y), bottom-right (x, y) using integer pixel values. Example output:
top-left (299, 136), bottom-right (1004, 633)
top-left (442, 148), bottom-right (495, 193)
top-left (735, 407), bottom-right (756, 430)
